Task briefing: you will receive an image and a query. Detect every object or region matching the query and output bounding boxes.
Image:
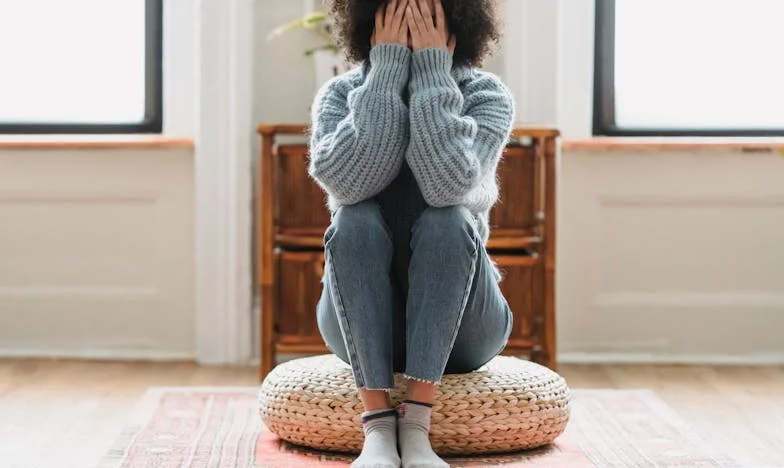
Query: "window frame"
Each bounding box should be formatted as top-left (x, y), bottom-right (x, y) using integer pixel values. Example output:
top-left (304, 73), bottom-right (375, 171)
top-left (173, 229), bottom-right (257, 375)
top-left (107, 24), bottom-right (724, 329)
top-left (0, 0), bottom-right (163, 134)
top-left (593, 0), bottom-right (784, 137)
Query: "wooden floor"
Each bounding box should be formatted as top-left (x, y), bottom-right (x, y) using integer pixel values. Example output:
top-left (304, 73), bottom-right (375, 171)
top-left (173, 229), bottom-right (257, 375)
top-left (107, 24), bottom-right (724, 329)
top-left (1, 360), bottom-right (783, 467)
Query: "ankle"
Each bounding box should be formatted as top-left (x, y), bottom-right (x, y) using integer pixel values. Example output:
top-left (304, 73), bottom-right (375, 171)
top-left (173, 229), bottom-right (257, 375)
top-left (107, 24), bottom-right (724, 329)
top-left (398, 400), bottom-right (433, 429)
top-left (360, 388), bottom-right (393, 411)
top-left (361, 408), bottom-right (398, 424)
top-left (405, 379), bottom-right (437, 405)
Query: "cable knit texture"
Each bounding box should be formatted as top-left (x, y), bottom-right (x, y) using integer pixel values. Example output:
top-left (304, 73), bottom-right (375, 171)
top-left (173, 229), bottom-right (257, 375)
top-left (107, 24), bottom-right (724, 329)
top-left (309, 43), bottom-right (515, 244)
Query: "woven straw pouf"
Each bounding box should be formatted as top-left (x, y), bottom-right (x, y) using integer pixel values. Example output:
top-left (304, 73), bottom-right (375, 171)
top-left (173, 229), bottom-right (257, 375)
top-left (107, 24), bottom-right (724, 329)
top-left (258, 354), bottom-right (571, 456)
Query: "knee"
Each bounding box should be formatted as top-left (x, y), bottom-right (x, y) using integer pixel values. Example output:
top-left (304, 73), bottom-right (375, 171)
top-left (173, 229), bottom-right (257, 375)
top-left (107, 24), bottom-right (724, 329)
top-left (325, 200), bottom-right (390, 252)
top-left (414, 206), bottom-right (478, 249)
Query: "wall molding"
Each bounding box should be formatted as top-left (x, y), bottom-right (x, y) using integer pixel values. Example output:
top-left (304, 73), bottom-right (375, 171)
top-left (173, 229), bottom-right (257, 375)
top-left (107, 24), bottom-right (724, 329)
top-left (0, 191), bottom-right (160, 203)
top-left (0, 348), bottom-right (193, 361)
top-left (559, 352), bottom-right (784, 366)
top-left (598, 194), bottom-right (784, 207)
top-left (194, 0), bottom-right (254, 365)
top-left (594, 291), bottom-right (784, 308)
top-left (0, 286), bottom-right (157, 298)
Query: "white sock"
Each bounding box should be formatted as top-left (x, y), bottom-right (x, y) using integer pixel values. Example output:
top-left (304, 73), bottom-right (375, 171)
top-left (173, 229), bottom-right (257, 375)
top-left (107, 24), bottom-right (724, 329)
top-left (397, 401), bottom-right (448, 468)
top-left (351, 408), bottom-right (401, 468)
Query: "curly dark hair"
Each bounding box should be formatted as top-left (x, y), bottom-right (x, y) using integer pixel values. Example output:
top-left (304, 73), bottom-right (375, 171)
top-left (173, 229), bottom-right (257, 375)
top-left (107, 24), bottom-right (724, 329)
top-left (328, 0), bottom-right (502, 67)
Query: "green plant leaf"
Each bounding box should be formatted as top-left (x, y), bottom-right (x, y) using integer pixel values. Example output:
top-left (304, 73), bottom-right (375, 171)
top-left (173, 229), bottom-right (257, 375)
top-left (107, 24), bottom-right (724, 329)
top-left (303, 11), bottom-right (329, 28)
top-left (304, 44), bottom-right (341, 56)
top-left (267, 12), bottom-right (329, 41)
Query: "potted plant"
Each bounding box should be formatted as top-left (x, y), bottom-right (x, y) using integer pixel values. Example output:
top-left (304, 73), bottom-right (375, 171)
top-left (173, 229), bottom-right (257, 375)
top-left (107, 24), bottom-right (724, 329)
top-left (268, 10), bottom-right (352, 89)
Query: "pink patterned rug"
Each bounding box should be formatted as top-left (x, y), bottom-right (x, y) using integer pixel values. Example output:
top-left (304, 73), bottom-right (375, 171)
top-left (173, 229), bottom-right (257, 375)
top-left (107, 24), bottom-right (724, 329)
top-left (100, 387), bottom-right (736, 468)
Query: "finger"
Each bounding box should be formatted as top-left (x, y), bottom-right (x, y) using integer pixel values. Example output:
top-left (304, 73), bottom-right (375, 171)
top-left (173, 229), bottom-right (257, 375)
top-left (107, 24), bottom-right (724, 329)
top-left (418, 0), bottom-right (434, 29)
top-left (395, 0), bottom-right (409, 42)
top-left (385, 0), bottom-right (397, 26)
top-left (409, 1), bottom-right (427, 32)
top-left (393, 0), bottom-right (408, 30)
top-left (406, 6), bottom-right (421, 37)
top-left (375, 7), bottom-right (384, 29)
top-left (435, 1), bottom-right (446, 34)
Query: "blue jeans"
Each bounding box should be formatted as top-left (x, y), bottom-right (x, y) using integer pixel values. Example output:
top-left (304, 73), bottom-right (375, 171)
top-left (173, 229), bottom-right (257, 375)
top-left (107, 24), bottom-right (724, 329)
top-left (317, 200), bottom-right (513, 390)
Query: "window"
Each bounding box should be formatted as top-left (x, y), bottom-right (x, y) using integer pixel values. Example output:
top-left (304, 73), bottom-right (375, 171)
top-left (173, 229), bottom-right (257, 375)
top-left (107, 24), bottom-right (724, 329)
top-left (0, 0), bottom-right (163, 134)
top-left (594, 0), bottom-right (784, 136)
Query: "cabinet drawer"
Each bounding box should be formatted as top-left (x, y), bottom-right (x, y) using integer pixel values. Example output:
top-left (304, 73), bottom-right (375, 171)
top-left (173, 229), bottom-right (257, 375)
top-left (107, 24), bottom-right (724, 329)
top-left (273, 142), bottom-right (543, 248)
top-left (489, 144), bottom-right (542, 248)
top-left (276, 251), bottom-right (325, 346)
top-left (275, 251), bottom-right (543, 351)
top-left (494, 254), bottom-right (544, 348)
top-left (275, 145), bottom-right (330, 244)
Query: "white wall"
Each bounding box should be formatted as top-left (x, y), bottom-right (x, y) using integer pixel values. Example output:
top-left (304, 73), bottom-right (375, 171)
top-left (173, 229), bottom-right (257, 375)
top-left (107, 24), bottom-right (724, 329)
top-left (0, 147), bottom-right (195, 359)
top-left (254, 0), bottom-right (319, 125)
top-left (535, 0), bottom-right (784, 362)
top-left (559, 148), bottom-right (784, 363)
top-left (0, 0), bottom-right (200, 361)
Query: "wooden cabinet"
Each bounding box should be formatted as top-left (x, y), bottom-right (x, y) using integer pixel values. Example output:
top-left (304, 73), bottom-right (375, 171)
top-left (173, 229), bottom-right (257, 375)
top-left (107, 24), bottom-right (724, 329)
top-left (258, 124), bottom-right (559, 380)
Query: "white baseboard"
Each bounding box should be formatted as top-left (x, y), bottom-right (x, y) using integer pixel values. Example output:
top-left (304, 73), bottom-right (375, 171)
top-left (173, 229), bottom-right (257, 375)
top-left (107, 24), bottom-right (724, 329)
top-left (0, 348), bottom-right (195, 362)
top-left (255, 352), bottom-right (784, 368)
top-left (558, 352), bottom-right (784, 366)
top-left (7, 349), bottom-right (779, 366)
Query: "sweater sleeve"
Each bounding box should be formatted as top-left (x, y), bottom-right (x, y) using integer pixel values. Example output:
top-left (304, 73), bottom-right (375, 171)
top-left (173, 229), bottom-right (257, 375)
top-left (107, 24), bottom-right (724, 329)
top-left (308, 44), bottom-right (412, 206)
top-left (406, 48), bottom-right (515, 208)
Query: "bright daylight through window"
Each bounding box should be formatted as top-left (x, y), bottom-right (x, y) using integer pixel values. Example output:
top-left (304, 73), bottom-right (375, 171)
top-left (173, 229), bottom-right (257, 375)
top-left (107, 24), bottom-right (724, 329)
top-left (597, 0), bottom-right (784, 136)
top-left (0, 0), bottom-right (161, 133)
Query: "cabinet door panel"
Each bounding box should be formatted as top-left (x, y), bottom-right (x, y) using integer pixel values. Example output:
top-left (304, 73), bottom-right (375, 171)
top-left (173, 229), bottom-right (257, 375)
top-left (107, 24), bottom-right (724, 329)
top-left (276, 251), bottom-right (325, 346)
top-left (493, 254), bottom-right (543, 349)
top-left (276, 145), bottom-right (330, 238)
top-left (490, 144), bottom-right (540, 235)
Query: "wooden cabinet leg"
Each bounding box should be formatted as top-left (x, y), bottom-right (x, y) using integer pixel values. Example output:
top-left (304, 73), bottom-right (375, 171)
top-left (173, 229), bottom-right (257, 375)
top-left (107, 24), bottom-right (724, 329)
top-left (529, 342), bottom-right (558, 372)
top-left (543, 136), bottom-right (558, 374)
top-left (260, 348), bottom-right (274, 382)
top-left (259, 128), bottom-right (277, 382)
top-left (260, 284), bottom-right (275, 382)
top-left (542, 350), bottom-right (558, 372)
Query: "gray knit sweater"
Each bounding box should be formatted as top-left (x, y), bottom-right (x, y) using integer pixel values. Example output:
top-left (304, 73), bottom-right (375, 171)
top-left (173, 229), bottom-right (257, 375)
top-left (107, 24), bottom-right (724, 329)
top-left (308, 43), bottom-right (515, 243)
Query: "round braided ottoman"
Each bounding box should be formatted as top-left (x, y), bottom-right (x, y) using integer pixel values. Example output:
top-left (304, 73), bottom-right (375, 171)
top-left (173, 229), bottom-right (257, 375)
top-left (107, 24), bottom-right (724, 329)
top-left (258, 354), bottom-right (571, 456)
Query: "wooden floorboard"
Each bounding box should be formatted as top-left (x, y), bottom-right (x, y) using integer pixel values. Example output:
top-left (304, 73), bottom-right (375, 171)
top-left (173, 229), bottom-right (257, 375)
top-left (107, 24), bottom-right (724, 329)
top-left (0, 359), bottom-right (782, 467)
